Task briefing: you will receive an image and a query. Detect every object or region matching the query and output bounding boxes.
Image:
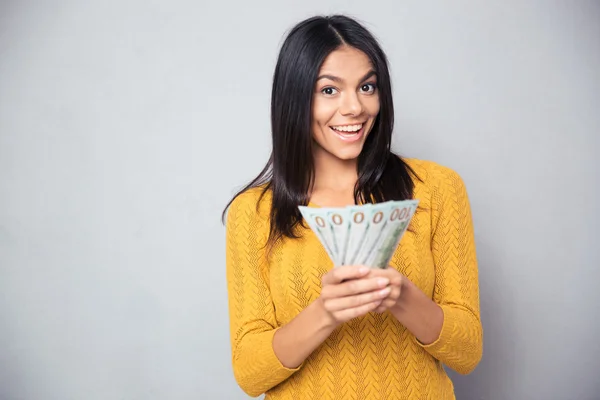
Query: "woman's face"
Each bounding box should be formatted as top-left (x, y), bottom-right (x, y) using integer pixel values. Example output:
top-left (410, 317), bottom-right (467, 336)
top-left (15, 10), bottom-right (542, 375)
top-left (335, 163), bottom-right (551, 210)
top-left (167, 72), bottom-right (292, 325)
top-left (311, 46), bottom-right (380, 163)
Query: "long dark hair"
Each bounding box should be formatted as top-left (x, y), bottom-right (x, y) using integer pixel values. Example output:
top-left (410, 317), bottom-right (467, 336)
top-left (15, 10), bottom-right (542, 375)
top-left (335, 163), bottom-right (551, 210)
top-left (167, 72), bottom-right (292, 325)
top-left (222, 15), bottom-right (419, 247)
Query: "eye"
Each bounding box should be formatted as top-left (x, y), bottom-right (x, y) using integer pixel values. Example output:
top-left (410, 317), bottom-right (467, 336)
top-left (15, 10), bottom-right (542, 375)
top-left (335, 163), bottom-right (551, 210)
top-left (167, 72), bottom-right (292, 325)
top-left (321, 87), bottom-right (338, 96)
top-left (360, 83), bottom-right (377, 93)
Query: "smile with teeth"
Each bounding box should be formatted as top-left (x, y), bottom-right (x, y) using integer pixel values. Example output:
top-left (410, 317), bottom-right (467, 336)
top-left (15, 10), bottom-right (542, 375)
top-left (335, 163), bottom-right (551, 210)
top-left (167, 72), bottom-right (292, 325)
top-left (330, 123), bottom-right (363, 134)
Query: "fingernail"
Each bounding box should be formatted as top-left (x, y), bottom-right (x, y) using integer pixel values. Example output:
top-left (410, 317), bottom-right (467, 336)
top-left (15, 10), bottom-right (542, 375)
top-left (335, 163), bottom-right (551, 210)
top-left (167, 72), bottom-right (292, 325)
top-left (377, 278), bottom-right (390, 287)
top-left (380, 287), bottom-right (391, 296)
top-left (359, 266), bottom-right (369, 274)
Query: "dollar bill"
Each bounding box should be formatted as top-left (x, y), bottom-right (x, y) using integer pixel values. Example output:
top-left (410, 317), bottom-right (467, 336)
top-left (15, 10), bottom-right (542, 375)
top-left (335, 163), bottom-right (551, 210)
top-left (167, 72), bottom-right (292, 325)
top-left (298, 206), bottom-right (337, 262)
top-left (299, 199), bottom-right (419, 269)
top-left (326, 208), bottom-right (351, 266)
top-left (363, 202), bottom-right (400, 268)
top-left (354, 202), bottom-right (395, 266)
top-left (344, 204), bottom-right (372, 265)
top-left (368, 200), bottom-right (419, 268)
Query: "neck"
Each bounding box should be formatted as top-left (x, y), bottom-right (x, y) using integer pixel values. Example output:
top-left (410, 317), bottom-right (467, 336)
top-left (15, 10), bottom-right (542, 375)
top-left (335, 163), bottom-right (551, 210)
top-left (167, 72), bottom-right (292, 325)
top-left (311, 148), bottom-right (358, 192)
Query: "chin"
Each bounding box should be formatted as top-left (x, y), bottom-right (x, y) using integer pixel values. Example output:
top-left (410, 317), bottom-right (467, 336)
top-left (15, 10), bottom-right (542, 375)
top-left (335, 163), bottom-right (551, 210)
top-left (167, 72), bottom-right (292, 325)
top-left (332, 147), bottom-right (364, 161)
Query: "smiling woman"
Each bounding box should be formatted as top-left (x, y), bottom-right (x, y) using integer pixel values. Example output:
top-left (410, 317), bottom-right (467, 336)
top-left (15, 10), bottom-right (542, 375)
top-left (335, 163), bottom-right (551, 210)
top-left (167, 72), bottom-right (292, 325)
top-left (222, 15), bottom-right (482, 400)
top-left (312, 48), bottom-right (380, 162)
top-left (224, 15), bottom-right (416, 241)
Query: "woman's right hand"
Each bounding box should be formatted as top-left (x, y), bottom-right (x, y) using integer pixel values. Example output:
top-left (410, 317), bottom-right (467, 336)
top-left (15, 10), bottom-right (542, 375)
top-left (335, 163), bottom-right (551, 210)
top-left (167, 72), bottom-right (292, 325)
top-left (318, 265), bottom-right (391, 326)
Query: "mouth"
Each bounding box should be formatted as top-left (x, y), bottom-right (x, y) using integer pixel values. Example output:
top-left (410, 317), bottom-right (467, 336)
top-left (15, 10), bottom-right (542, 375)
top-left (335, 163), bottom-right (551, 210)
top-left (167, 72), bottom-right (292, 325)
top-left (329, 122), bottom-right (366, 142)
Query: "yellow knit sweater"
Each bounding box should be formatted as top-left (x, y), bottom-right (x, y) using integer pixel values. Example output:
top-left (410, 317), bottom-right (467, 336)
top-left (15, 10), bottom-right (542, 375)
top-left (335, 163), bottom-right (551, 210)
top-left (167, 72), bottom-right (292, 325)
top-left (225, 158), bottom-right (483, 399)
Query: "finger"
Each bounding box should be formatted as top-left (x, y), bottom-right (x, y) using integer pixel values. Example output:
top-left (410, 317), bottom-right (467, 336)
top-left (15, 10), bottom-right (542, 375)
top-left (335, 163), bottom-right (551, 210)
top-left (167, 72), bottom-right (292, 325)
top-left (323, 265), bottom-right (369, 285)
top-left (390, 285), bottom-right (401, 300)
top-left (335, 298), bottom-right (382, 321)
top-left (322, 276), bottom-right (389, 299)
top-left (374, 286), bottom-right (401, 312)
top-left (365, 270), bottom-right (395, 284)
top-left (380, 298), bottom-right (397, 309)
top-left (390, 274), bottom-right (402, 287)
top-left (364, 268), bottom-right (386, 278)
top-left (374, 299), bottom-right (394, 313)
top-left (367, 268), bottom-right (403, 287)
top-left (374, 304), bottom-right (387, 313)
top-left (324, 286), bottom-right (391, 312)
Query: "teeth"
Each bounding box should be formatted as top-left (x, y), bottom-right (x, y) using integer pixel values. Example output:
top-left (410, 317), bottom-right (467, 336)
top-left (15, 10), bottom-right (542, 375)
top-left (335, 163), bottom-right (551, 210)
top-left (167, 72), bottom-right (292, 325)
top-left (331, 124), bottom-right (363, 133)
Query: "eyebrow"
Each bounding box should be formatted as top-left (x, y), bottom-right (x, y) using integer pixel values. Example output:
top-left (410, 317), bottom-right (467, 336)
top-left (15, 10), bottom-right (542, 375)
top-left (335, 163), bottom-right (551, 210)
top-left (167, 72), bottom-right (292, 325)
top-left (316, 70), bottom-right (377, 84)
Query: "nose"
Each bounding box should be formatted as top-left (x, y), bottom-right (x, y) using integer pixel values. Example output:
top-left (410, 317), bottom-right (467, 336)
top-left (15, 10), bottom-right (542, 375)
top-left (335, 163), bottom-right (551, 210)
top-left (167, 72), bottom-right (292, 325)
top-left (339, 92), bottom-right (363, 117)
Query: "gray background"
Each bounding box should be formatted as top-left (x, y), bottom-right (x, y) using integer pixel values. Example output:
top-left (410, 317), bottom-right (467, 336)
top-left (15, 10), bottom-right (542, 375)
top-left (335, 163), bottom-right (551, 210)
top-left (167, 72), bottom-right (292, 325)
top-left (1, 1), bottom-right (599, 399)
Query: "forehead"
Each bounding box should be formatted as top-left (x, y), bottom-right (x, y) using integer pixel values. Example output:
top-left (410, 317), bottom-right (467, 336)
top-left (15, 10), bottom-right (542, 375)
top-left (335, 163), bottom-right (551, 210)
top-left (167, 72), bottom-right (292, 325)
top-left (318, 46), bottom-right (375, 79)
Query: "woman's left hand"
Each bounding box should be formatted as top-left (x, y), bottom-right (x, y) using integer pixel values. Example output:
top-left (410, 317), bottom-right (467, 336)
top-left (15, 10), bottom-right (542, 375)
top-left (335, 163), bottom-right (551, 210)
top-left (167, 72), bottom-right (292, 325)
top-left (365, 267), bottom-right (404, 313)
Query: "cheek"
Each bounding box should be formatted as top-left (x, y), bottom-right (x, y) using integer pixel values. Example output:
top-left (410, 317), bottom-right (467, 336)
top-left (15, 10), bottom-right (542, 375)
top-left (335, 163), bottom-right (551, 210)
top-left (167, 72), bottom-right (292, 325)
top-left (312, 99), bottom-right (336, 128)
top-left (366, 96), bottom-right (381, 116)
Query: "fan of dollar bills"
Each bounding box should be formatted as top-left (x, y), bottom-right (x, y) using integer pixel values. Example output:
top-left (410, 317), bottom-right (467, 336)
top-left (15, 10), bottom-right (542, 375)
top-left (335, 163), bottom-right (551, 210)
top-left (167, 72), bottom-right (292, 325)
top-left (298, 199), bottom-right (419, 269)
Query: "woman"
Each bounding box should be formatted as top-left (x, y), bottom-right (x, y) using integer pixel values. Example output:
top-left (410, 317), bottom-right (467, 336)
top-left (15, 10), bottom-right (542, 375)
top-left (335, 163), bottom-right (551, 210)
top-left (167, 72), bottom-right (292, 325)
top-left (223, 15), bottom-right (482, 399)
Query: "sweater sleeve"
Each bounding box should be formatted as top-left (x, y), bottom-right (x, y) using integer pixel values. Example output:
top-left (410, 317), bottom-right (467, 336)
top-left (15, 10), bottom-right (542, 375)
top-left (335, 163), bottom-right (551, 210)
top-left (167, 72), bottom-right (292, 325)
top-left (225, 192), bottom-right (302, 397)
top-left (417, 166), bottom-right (483, 374)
